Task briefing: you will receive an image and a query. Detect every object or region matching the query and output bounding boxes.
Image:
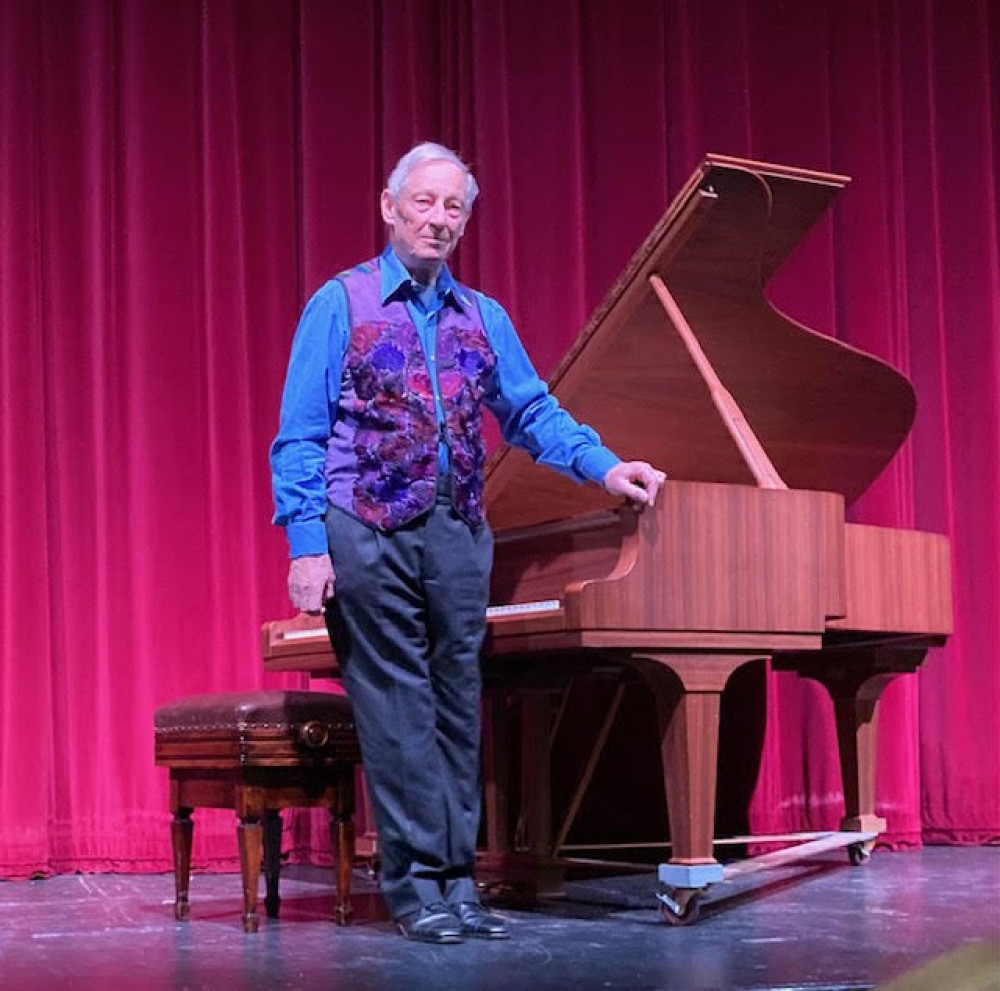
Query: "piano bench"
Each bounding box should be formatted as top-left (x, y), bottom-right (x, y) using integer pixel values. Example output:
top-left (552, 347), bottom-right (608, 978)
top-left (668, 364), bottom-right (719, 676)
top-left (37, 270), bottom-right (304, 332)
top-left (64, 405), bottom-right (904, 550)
top-left (154, 690), bottom-right (362, 933)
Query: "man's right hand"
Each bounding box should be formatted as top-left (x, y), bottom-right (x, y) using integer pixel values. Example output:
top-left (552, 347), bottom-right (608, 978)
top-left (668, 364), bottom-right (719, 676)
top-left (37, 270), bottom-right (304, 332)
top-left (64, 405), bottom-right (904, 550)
top-left (287, 553), bottom-right (335, 614)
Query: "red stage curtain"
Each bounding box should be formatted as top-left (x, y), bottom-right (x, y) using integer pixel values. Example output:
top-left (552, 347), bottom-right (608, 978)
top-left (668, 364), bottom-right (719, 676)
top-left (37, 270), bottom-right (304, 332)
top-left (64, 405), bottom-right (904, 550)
top-left (1, 0), bottom-right (996, 877)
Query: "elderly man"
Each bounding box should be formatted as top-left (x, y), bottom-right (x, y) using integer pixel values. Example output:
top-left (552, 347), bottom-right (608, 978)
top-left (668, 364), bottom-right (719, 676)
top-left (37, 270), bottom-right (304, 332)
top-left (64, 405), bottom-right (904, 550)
top-left (270, 142), bottom-right (664, 943)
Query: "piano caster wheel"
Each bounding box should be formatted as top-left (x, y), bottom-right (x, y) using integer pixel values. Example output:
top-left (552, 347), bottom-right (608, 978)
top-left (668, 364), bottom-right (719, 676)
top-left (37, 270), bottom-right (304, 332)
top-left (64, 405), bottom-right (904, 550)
top-left (657, 888), bottom-right (702, 926)
top-left (848, 842), bottom-right (872, 866)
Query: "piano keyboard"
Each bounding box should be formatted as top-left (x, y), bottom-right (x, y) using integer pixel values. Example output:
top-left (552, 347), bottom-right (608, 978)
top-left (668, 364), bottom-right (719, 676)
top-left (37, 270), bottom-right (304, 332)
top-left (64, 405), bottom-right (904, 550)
top-left (486, 599), bottom-right (562, 618)
top-left (279, 626), bottom-right (328, 642)
top-left (272, 598), bottom-right (563, 646)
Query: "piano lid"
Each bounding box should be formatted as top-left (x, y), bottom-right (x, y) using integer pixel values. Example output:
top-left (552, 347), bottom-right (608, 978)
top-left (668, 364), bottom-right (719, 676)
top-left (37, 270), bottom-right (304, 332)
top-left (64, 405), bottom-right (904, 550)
top-left (485, 155), bottom-right (916, 532)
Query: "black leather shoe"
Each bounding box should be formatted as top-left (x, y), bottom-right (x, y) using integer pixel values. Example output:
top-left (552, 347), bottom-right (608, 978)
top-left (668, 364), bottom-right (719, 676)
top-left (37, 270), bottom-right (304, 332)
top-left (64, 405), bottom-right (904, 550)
top-left (455, 901), bottom-right (510, 939)
top-left (397, 902), bottom-right (464, 944)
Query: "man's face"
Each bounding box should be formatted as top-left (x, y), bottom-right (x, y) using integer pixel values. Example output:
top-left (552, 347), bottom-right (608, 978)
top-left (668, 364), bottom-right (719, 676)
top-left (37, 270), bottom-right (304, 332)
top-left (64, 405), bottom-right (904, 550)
top-left (380, 159), bottom-right (469, 276)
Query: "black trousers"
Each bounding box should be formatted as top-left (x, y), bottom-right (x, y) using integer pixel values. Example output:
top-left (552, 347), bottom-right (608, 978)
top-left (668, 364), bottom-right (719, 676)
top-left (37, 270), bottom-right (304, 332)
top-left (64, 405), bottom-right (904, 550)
top-left (324, 496), bottom-right (493, 919)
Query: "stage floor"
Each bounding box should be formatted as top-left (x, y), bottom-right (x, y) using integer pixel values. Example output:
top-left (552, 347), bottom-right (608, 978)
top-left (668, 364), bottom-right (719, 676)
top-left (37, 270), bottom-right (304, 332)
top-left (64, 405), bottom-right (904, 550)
top-left (1, 846), bottom-right (996, 990)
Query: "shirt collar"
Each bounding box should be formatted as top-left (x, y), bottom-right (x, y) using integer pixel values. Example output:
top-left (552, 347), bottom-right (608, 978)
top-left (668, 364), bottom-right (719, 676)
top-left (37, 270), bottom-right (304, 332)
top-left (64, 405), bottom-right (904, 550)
top-left (379, 245), bottom-right (471, 311)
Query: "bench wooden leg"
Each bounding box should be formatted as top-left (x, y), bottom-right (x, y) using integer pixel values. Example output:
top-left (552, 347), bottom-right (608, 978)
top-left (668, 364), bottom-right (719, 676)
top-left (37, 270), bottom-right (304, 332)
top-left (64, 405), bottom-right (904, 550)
top-left (263, 809), bottom-right (282, 919)
top-left (331, 813), bottom-right (354, 925)
top-left (170, 808), bottom-right (194, 921)
top-left (332, 768), bottom-right (355, 925)
top-left (237, 818), bottom-right (263, 933)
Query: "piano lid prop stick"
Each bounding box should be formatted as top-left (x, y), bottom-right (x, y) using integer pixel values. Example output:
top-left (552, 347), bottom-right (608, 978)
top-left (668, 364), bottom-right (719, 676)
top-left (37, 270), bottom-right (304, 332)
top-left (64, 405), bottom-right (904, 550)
top-left (648, 272), bottom-right (787, 491)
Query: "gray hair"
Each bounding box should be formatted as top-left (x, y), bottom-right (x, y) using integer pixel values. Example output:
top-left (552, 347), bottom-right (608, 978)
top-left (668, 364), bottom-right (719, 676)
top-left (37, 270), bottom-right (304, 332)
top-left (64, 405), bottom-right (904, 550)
top-left (385, 142), bottom-right (479, 211)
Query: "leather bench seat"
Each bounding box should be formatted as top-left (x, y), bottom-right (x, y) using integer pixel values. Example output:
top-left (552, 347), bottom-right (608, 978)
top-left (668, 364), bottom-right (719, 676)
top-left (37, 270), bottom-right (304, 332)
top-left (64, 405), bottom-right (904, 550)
top-left (154, 690), bottom-right (361, 932)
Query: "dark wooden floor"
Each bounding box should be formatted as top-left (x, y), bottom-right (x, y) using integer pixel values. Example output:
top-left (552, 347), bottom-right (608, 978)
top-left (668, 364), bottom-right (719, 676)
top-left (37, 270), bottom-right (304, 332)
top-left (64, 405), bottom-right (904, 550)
top-left (1, 847), bottom-right (997, 990)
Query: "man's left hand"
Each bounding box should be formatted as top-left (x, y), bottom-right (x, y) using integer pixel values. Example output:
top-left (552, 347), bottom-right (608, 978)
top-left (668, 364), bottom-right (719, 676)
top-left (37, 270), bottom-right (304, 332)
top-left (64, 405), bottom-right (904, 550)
top-left (603, 461), bottom-right (667, 508)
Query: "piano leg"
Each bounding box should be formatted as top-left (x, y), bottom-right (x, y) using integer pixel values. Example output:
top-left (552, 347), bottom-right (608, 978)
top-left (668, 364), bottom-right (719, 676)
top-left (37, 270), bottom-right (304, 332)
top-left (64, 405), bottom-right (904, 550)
top-left (631, 653), bottom-right (762, 923)
top-left (481, 693), bottom-right (511, 857)
top-left (785, 646), bottom-right (928, 862)
top-left (518, 692), bottom-right (555, 857)
top-left (478, 688), bottom-right (565, 900)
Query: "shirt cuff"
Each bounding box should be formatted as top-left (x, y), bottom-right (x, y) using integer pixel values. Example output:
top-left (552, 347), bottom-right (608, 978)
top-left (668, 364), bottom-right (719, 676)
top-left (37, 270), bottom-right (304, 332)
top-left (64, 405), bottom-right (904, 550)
top-left (574, 446), bottom-right (621, 486)
top-left (285, 519), bottom-right (329, 558)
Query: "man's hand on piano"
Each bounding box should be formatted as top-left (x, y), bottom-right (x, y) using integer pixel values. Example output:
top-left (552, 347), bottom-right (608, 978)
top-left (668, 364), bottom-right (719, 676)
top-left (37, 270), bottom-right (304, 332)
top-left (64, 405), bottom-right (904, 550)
top-left (287, 553), bottom-right (336, 615)
top-left (603, 461), bottom-right (668, 508)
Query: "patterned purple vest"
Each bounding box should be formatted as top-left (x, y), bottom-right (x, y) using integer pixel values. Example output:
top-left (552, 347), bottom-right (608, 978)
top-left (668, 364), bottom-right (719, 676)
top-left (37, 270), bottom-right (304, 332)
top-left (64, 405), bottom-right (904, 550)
top-left (324, 258), bottom-right (497, 531)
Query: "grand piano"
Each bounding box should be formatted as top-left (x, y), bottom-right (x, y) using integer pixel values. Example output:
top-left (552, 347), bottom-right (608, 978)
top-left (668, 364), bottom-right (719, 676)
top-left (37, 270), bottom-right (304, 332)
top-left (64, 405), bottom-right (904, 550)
top-left (263, 155), bottom-right (953, 924)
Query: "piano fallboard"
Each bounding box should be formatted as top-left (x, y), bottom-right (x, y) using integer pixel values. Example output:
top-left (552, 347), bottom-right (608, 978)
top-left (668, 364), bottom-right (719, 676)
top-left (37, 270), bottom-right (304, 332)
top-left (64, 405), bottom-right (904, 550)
top-left (491, 480), bottom-right (846, 644)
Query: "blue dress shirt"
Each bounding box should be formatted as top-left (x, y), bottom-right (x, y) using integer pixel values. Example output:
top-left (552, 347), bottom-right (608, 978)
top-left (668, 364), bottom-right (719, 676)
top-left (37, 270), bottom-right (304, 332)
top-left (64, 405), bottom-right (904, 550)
top-left (270, 247), bottom-right (620, 557)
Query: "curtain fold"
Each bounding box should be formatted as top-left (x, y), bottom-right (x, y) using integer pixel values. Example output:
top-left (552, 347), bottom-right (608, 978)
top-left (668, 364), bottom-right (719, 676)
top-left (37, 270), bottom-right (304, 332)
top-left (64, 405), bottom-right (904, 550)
top-left (1, 0), bottom-right (996, 878)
